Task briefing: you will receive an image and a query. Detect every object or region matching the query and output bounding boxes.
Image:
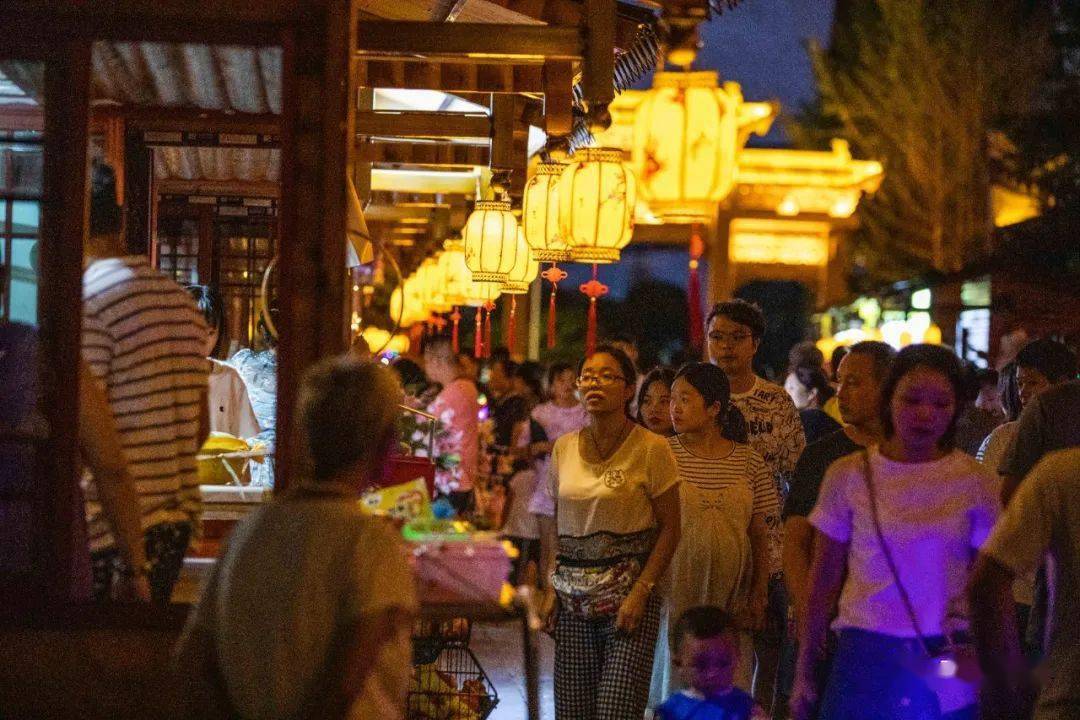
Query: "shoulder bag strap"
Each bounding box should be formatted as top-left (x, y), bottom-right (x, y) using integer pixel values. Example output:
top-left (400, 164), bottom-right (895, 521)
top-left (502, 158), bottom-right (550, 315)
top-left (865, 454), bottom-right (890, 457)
top-left (861, 450), bottom-right (932, 655)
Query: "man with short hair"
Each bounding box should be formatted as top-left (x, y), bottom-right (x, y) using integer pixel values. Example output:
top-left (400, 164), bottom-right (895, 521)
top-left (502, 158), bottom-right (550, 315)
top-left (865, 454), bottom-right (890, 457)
top-left (782, 341), bottom-right (896, 627)
top-left (81, 160), bottom-right (209, 604)
top-left (1000, 339), bottom-right (1079, 503)
top-left (970, 447), bottom-right (1080, 720)
top-left (706, 299), bottom-right (806, 717)
top-left (423, 335), bottom-right (479, 514)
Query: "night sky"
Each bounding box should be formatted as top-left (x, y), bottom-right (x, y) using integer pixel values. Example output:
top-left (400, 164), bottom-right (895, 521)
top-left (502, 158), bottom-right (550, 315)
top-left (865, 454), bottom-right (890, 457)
top-left (698, 0), bottom-right (836, 145)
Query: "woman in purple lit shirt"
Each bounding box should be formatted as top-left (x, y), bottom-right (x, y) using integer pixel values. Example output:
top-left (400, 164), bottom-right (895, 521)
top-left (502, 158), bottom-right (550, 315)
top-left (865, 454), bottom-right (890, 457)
top-left (791, 345), bottom-right (999, 720)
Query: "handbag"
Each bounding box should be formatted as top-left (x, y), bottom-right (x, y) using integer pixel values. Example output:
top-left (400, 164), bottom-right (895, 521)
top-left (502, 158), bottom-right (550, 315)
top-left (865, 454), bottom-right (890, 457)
top-left (861, 451), bottom-right (981, 683)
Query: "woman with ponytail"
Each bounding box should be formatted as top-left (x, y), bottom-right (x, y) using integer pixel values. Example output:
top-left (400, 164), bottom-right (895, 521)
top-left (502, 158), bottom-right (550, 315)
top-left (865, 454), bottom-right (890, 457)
top-left (650, 362), bottom-right (780, 704)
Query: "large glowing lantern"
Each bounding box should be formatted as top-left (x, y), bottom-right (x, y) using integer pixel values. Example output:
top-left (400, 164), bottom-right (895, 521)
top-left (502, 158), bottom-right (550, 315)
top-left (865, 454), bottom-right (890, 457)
top-left (439, 239), bottom-right (471, 307)
top-left (558, 148), bottom-right (636, 264)
top-left (419, 256), bottom-right (452, 314)
top-left (390, 275), bottom-right (424, 327)
top-left (522, 162), bottom-right (571, 262)
top-left (501, 229), bottom-right (540, 295)
top-left (463, 279), bottom-right (501, 308)
top-left (462, 200), bottom-right (520, 283)
top-left (631, 72), bottom-right (741, 220)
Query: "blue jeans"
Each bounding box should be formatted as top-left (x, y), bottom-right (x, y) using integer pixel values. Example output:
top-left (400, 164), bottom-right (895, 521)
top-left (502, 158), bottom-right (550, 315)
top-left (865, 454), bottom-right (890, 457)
top-left (819, 629), bottom-right (976, 720)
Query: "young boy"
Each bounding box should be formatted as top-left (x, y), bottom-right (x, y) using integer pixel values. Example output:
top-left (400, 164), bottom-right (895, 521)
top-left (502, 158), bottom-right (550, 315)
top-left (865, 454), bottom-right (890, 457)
top-left (656, 607), bottom-right (766, 720)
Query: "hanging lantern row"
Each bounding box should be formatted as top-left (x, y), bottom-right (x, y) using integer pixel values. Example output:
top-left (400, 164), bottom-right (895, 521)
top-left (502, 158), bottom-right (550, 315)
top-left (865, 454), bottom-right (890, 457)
top-left (522, 149), bottom-right (637, 266)
top-left (521, 147), bottom-right (637, 350)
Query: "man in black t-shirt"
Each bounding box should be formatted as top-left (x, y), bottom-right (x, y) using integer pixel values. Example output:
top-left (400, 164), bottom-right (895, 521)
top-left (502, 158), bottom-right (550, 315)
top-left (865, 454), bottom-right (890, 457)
top-left (782, 341), bottom-right (895, 627)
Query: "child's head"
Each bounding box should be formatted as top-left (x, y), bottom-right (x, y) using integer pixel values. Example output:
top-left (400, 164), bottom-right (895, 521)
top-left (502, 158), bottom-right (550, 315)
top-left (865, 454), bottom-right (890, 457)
top-left (673, 606), bottom-right (740, 697)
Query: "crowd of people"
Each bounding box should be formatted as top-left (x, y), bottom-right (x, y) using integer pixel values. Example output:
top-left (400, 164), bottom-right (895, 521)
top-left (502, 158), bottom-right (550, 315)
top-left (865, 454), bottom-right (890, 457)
top-left (4, 160), bottom-right (1077, 720)
top-left (332, 297), bottom-right (1075, 720)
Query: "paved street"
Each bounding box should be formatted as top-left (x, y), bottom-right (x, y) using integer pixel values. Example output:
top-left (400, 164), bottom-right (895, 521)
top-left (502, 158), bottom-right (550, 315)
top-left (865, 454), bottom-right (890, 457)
top-left (471, 622), bottom-right (555, 720)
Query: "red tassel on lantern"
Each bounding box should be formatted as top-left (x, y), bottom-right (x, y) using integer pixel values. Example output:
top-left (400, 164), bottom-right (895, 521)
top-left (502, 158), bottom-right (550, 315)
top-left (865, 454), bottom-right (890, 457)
top-left (506, 296), bottom-right (518, 350)
top-left (579, 264), bottom-right (609, 356)
top-left (541, 263), bottom-right (568, 350)
top-left (474, 307), bottom-right (483, 359)
top-left (688, 226), bottom-right (705, 351)
top-left (483, 302), bottom-right (494, 358)
top-left (450, 307), bottom-right (461, 353)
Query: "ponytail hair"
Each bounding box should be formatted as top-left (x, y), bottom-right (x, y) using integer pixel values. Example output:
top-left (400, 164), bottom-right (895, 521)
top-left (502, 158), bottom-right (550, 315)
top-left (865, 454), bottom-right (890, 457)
top-left (674, 362), bottom-right (748, 443)
top-left (721, 403), bottom-right (748, 444)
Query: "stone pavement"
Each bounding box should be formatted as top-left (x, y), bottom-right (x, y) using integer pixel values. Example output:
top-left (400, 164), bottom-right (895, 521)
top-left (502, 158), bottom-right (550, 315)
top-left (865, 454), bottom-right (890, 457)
top-left (471, 622), bottom-right (555, 720)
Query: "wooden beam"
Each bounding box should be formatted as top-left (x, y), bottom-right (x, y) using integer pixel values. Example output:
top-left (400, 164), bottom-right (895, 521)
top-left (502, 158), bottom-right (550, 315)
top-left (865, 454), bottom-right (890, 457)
top-left (359, 59), bottom-right (545, 92)
top-left (542, 60), bottom-right (574, 136)
top-left (36, 40), bottom-right (92, 606)
top-left (276, 0), bottom-right (352, 491)
top-left (581, 0), bottom-right (615, 115)
top-left (94, 107), bottom-right (280, 137)
top-left (356, 110), bottom-right (490, 140)
top-left (0, 1), bottom-right (291, 44)
top-left (356, 21), bottom-right (582, 60)
top-left (123, 128), bottom-right (153, 255)
top-left (360, 140), bottom-right (489, 167)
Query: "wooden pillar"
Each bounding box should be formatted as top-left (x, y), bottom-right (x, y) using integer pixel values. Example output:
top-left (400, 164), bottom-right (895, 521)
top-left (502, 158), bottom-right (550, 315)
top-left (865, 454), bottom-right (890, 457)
top-left (123, 130), bottom-right (152, 255)
top-left (276, 0), bottom-right (354, 490)
top-left (708, 210), bottom-right (735, 305)
top-left (37, 40), bottom-right (92, 605)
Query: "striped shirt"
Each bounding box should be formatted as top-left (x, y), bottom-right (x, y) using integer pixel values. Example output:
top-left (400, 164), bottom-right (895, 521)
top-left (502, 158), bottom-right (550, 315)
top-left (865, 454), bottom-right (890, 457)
top-left (81, 256), bottom-right (208, 552)
top-left (667, 438), bottom-right (780, 521)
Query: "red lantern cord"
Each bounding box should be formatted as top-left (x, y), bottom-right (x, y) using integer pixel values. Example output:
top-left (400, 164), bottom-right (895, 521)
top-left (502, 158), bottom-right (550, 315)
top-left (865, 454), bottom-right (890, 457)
top-left (506, 295), bottom-right (518, 350)
top-left (483, 302), bottom-right (494, 358)
top-left (688, 226), bottom-right (705, 351)
top-left (541, 263), bottom-right (568, 350)
top-left (579, 264), bottom-right (609, 356)
top-left (474, 307), bottom-right (483, 359)
top-left (450, 307), bottom-right (462, 353)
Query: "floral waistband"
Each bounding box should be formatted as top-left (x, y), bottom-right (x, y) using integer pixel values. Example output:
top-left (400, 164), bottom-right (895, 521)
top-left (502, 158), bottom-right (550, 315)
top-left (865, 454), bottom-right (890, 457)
top-left (556, 527), bottom-right (657, 567)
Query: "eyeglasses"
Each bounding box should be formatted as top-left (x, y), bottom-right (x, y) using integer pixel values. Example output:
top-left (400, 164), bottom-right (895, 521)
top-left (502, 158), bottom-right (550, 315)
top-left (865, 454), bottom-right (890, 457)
top-left (707, 332), bottom-right (753, 344)
top-left (576, 372), bottom-right (627, 388)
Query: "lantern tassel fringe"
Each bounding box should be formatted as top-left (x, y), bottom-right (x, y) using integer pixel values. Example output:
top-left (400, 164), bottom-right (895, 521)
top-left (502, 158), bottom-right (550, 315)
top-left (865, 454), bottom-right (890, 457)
top-left (474, 307), bottom-right (483, 359)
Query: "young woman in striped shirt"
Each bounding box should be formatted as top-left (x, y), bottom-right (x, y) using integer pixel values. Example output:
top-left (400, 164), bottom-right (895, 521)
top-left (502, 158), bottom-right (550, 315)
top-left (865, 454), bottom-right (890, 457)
top-left (652, 362), bottom-right (780, 702)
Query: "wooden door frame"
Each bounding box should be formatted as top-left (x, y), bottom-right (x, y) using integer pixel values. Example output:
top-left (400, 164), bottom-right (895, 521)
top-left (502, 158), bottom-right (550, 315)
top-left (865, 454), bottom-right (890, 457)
top-left (0, 0), bottom-right (352, 613)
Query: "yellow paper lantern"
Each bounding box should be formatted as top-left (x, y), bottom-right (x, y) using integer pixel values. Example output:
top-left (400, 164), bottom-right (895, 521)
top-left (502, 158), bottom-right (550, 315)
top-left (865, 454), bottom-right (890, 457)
top-left (522, 162), bottom-right (571, 262)
top-left (462, 199), bottom-right (520, 283)
top-left (558, 147), bottom-right (636, 264)
top-left (390, 275), bottom-right (424, 327)
top-left (439, 239), bottom-right (471, 307)
top-left (501, 229), bottom-right (540, 295)
top-left (631, 71), bottom-right (741, 220)
top-left (419, 257), bottom-right (452, 314)
top-left (463, 279), bottom-right (502, 308)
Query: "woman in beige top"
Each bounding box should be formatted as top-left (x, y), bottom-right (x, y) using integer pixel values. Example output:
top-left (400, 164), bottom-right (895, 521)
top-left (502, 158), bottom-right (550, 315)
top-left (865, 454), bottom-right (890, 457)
top-left (539, 344), bottom-right (681, 720)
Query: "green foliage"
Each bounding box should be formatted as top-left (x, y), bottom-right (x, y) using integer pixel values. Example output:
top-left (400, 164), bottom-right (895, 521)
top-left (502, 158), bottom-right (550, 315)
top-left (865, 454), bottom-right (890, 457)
top-left (793, 0), bottom-right (1053, 285)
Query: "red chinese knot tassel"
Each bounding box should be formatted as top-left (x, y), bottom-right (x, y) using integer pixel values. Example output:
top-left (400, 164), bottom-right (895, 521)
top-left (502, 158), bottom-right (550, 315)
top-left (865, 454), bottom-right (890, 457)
top-left (541, 263), bottom-right (568, 350)
top-left (450, 307), bottom-right (461, 353)
top-left (506, 295), bottom-right (518, 350)
top-left (688, 227), bottom-right (705, 351)
top-left (579, 264), bottom-right (609, 356)
top-left (474, 307), bottom-right (483, 359)
top-left (483, 302), bottom-right (494, 358)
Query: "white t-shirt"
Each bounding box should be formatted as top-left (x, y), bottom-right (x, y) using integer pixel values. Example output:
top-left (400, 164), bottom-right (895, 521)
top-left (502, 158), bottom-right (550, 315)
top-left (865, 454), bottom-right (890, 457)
top-left (183, 484), bottom-right (418, 720)
top-left (810, 447), bottom-right (999, 638)
top-left (209, 358), bottom-right (261, 439)
top-left (981, 448), bottom-right (1080, 715)
top-left (549, 424), bottom-right (679, 537)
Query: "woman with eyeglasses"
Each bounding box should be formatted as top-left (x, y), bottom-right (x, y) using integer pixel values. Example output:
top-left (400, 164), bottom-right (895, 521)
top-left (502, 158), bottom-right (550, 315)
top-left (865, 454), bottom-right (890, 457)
top-left (651, 362), bottom-right (779, 704)
top-left (539, 344), bottom-right (682, 720)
